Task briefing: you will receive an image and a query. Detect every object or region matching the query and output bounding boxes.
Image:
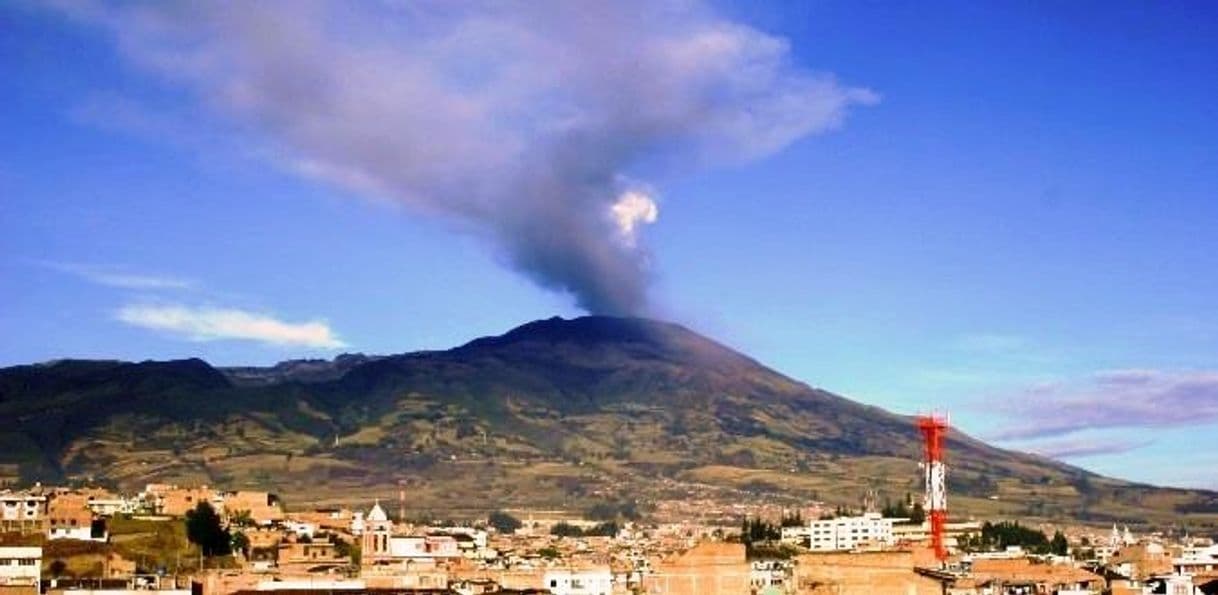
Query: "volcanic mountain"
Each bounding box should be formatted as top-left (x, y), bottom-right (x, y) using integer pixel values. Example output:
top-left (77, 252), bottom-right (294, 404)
top-left (1, 316), bottom-right (1214, 527)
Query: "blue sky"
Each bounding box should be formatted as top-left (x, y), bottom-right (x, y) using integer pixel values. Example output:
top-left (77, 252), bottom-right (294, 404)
top-left (2, 1), bottom-right (1217, 488)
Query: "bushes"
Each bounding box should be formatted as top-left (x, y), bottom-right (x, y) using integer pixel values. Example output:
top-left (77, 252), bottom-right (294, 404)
top-left (488, 510), bottom-right (522, 535)
top-left (550, 521), bottom-right (619, 538)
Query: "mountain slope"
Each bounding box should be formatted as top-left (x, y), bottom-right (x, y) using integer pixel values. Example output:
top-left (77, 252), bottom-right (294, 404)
top-left (1, 316), bottom-right (1214, 528)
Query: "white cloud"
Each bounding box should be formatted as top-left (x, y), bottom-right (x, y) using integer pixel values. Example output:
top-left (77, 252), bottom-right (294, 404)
top-left (116, 304), bottom-right (346, 349)
top-left (41, 261), bottom-right (195, 290)
top-left (610, 190), bottom-right (659, 246)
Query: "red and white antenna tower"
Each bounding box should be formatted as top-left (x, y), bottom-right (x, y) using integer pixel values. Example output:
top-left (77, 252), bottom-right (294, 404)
top-left (917, 413), bottom-right (949, 562)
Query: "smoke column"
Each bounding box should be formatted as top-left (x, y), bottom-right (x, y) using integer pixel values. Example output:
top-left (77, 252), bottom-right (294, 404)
top-left (54, 1), bottom-right (877, 314)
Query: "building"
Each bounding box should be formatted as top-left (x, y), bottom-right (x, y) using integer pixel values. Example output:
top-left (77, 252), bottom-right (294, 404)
top-left (145, 485), bottom-right (218, 517)
top-left (792, 549), bottom-right (944, 595)
top-left (0, 493), bottom-right (46, 534)
top-left (782, 513), bottom-right (894, 552)
top-left (966, 558), bottom-right (1104, 594)
top-left (1111, 543), bottom-right (1174, 581)
top-left (47, 493), bottom-right (103, 541)
top-left (0, 546), bottom-right (42, 595)
top-left (642, 542), bottom-right (752, 595)
top-left (1175, 544), bottom-right (1218, 575)
top-left (222, 492), bottom-right (284, 525)
top-left (276, 539), bottom-right (352, 574)
top-left (361, 503), bottom-right (461, 567)
top-left (892, 519), bottom-right (982, 553)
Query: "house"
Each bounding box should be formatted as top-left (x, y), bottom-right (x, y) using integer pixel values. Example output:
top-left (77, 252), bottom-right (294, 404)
top-left (0, 546), bottom-right (41, 595)
top-left (1111, 543), bottom-right (1175, 582)
top-left (222, 492), bottom-right (284, 525)
top-left (47, 493), bottom-right (104, 541)
top-left (277, 538), bottom-right (352, 574)
top-left (145, 485), bottom-right (218, 517)
top-left (966, 557), bottom-right (1105, 594)
top-left (0, 493), bottom-right (46, 535)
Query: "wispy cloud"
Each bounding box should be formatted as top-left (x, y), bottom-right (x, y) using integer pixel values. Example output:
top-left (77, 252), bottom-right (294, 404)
top-left (40, 261), bottom-right (196, 290)
top-left (1019, 436), bottom-right (1152, 459)
top-left (992, 369), bottom-right (1218, 440)
top-left (116, 304), bottom-right (346, 349)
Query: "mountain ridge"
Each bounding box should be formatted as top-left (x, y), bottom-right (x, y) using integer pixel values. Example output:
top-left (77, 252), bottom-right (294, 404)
top-left (1, 316), bottom-right (1215, 529)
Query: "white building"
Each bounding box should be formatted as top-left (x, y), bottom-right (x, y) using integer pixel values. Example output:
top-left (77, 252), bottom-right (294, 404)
top-left (85, 496), bottom-right (135, 517)
top-left (1174, 543), bottom-right (1218, 575)
top-left (0, 494), bottom-right (46, 533)
top-left (47, 524), bottom-right (103, 541)
top-left (360, 503), bottom-right (461, 565)
top-left (542, 567), bottom-right (612, 595)
top-left (0, 546), bottom-right (42, 593)
top-left (283, 520), bottom-right (316, 540)
top-left (780, 513), bottom-right (894, 552)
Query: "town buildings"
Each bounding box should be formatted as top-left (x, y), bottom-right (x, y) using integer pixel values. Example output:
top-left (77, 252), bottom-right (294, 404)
top-left (0, 546), bottom-right (41, 595)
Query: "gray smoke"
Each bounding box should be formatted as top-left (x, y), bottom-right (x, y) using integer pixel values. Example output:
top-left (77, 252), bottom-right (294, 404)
top-left (54, 0), bottom-right (877, 314)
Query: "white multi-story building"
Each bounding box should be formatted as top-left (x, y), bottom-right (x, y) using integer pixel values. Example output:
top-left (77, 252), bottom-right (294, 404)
top-left (781, 513), bottom-right (894, 552)
top-left (542, 567), bottom-right (612, 595)
top-left (1174, 543), bottom-right (1218, 575)
top-left (0, 494), bottom-right (46, 534)
top-left (0, 546), bottom-right (42, 593)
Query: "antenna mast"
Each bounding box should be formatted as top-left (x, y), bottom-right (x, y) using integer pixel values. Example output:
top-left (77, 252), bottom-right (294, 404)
top-left (917, 413), bottom-right (949, 563)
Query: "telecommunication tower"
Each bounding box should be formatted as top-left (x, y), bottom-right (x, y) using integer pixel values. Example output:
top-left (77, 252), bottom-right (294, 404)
top-left (917, 413), bottom-right (949, 562)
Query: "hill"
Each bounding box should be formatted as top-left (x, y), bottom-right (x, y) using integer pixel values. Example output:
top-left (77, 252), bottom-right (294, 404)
top-left (1, 316), bottom-right (1214, 529)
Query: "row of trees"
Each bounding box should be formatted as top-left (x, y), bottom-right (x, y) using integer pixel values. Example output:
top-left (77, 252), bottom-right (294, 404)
top-left (958, 521), bottom-right (1068, 555)
top-left (550, 521), bottom-right (619, 538)
top-left (488, 501), bottom-right (643, 536)
top-left (880, 498), bottom-right (926, 525)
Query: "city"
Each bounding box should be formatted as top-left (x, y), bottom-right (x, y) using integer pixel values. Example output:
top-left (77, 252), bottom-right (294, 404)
top-left (1, 413), bottom-right (1215, 595)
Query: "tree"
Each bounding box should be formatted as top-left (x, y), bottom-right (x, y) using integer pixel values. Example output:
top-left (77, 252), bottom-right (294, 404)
top-left (585, 522), bottom-right (619, 537)
top-left (1051, 531), bottom-right (1069, 556)
top-left (488, 510), bottom-right (522, 535)
top-left (550, 522), bottom-right (584, 537)
top-left (231, 531), bottom-right (250, 557)
top-left (229, 509), bottom-right (254, 527)
top-left (185, 502), bottom-right (232, 557)
top-left (49, 559), bottom-right (67, 577)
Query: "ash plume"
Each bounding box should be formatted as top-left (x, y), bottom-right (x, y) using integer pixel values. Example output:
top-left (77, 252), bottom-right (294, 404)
top-left (53, 1), bottom-right (877, 314)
